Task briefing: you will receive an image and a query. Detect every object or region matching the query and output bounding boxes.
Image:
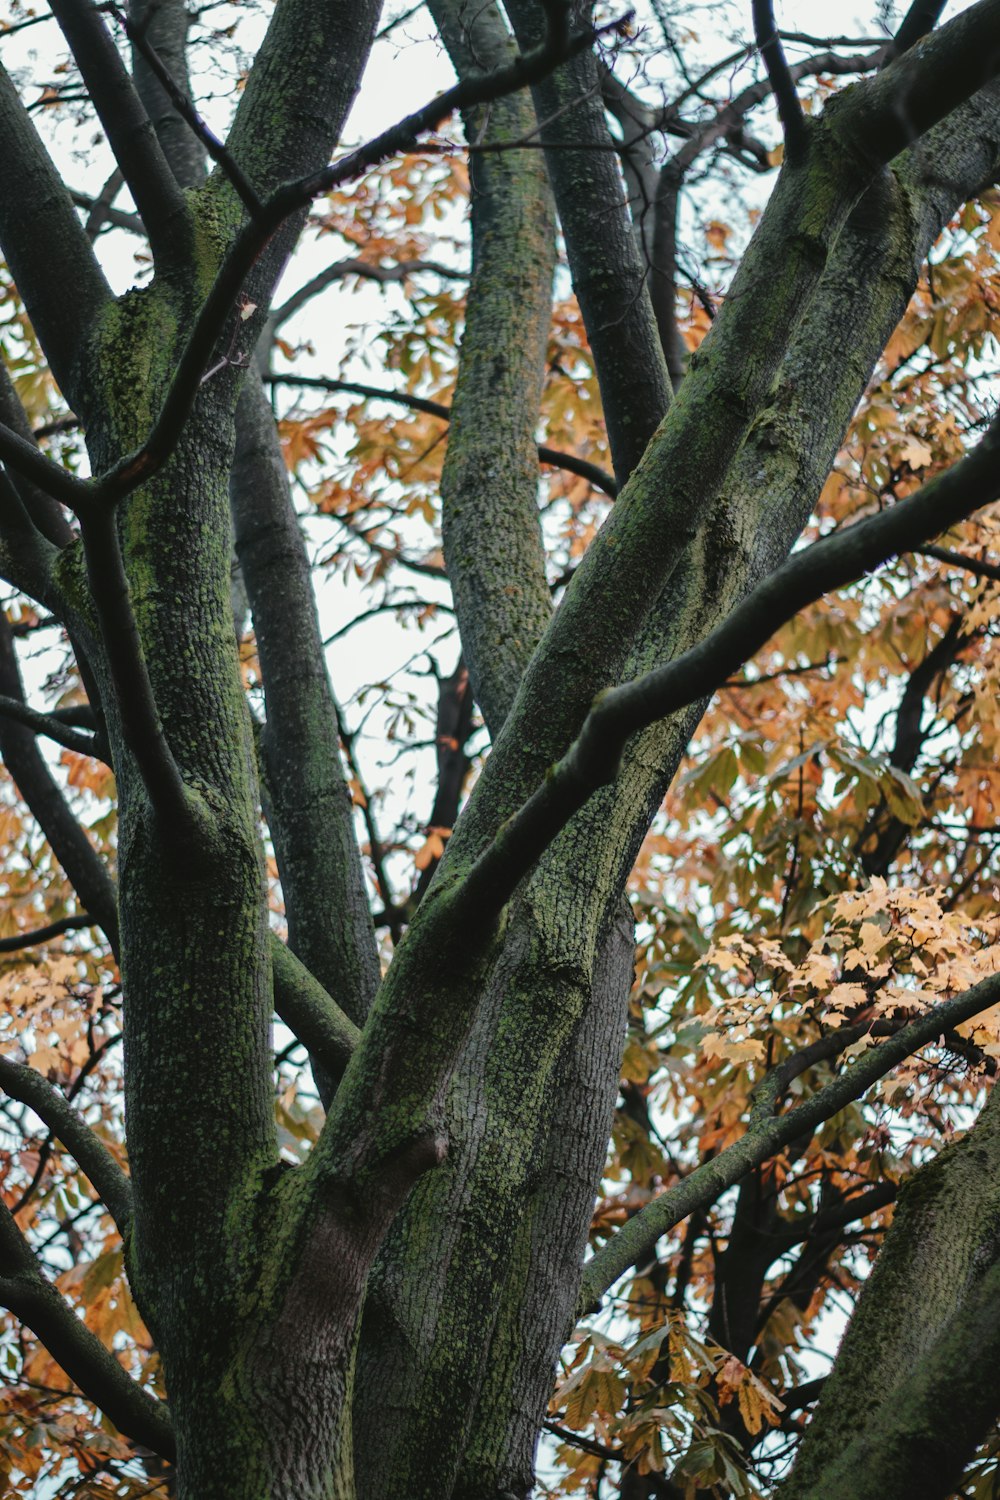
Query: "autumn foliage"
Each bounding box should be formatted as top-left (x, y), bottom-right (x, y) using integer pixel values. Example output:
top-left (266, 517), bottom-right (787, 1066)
top-left (2, 2), bottom-right (1000, 1497)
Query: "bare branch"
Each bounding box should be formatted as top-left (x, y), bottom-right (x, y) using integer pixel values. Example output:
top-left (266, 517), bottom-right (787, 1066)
top-left (48, 0), bottom-right (191, 263)
top-left (0, 615), bottom-right (120, 954)
top-left (269, 257), bottom-right (467, 333)
top-left (893, 1), bottom-right (950, 58)
top-left (627, 15), bottom-right (887, 370)
top-left (83, 167), bottom-right (126, 239)
top-left (0, 1055), bottom-right (132, 1236)
top-left (70, 187), bottom-right (145, 236)
top-left (0, 1), bottom-right (617, 515)
top-left (771, 1180), bottom-right (898, 1253)
top-left (231, 375), bottom-right (380, 1066)
top-left (270, 935), bottom-right (361, 1093)
top-left (504, 0), bottom-right (669, 482)
top-left (752, 0), bottom-right (808, 159)
top-left (0, 61), bottom-right (112, 402)
top-left (0, 695), bottom-right (105, 757)
top-left (0, 467), bottom-right (59, 606)
top-left (109, 0), bottom-right (262, 215)
top-left (0, 914), bottom-right (96, 953)
top-left (0, 358), bottom-right (75, 549)
top-left (0, 1200), bottom-right (173, 1458)
top-left (918, 541), bottom-right (1000, 582)
top-left (127, 0), bottom-right (205, 187)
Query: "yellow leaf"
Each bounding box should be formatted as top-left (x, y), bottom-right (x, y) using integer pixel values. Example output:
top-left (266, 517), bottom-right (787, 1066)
top-left (899, 436), bottom-right (933, 468)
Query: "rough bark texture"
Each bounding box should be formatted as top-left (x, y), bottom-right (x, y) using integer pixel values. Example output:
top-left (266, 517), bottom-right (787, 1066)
top-left (356, 59), bottom-right (1000, 1500)
top-left (231, 375), bottom-right (381, 1035)
top-left (503, 0), bottom-right (671, 483)
top-left (3, 6), bottom-right (1000, 1498)
top-left (779, 1086), bottom-right (1000, 1500)
top-left (429, 0), bottom-right (556, 735)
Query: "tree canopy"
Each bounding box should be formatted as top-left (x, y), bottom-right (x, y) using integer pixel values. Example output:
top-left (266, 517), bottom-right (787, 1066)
top-left (3, 1), bottom-right (1000, 1497)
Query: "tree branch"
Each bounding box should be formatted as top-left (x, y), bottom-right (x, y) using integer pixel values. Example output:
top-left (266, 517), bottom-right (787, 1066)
top-left (0, 359), bottom-right (76, 549)
top-left (423, 0), bottom-right (556, 734)
top-left (70, 187), bottom-right (145, 236)
top-left (268, 257), bottom-right (467, 333)
top-left (126, 0), bottom-right (205, 188)
top-left (411, 658), bottom-right (475, 904)
top-left (0, 1200), bottom-right (173, 1458)
top-left (0, 1), bottom-right (616, 516)
top-left (544, 1418), bottom-right (624, 1462)
top-left (442, 417), bottom-right (1000, 941)
top-left (267, 373), bottom-right (618, 498)
top-left (642, 40), bottom-right (883, 384)
top-left (83, 167), bottom-right (126, 239)
top-left (917, 541), bottom-right (1000, 582)
top-left (110, 0), bottom-right (261, 214)
top-left (310, 82), bottom-right (1000, 1241)
top-left (231, 374), bottom-right (380, 1059)
top-left (0, 914), bottom-right (96, 953)
top-left (332, 701), bottom-right (402, 944)
top-left (777, 1088), bottom-right (1000, 1499)
top-left (579, 972), bottom-right (1000, 1309)
top-left (893, 0), bottom-right (949, 58)
top-left (79, 508), bottom-right (213, 847)
top-left (0, 1055), bottom-right (131, 1236)
top-left (270, 934), bottom-right (361, 1093)
top-left (831, 0), bottom-right (1000, 164)
top-left (860, 617), bottom-right (968, 876)
top-left (413, 27), bottom-right (1000, 944)
top-left (504, 0), bottom-right (670, 483)
top-left (0, 467), bottom-right (59, 607)
top-left (752, 0), bottom-right (808, 160)
top-left (0, 62), bottom-right (112, 406)
top-left (0, 615), bottom-right (120, 955)
top-left (0, 694), bottom-right (106, 758)
top-left (770, 1179), bottom-right (898, 1252)
top-left (48, 0), bottom-right (191, 264)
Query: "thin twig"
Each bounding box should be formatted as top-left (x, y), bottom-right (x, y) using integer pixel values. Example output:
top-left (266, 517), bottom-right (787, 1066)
top-left (0, 695), bottom-right (105, 757)
top-left (267, 372), bottom-right (618, 497)
top-left (108, 0), bottom-right (263, 215)
top-left (0, 914), bottom-right (96, 953)
top-left (917, 542), bottom-right (1000, 583)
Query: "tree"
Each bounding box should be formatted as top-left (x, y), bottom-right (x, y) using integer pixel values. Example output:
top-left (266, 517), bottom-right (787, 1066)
top-left (3, 0), bottom-right (1000, 1495)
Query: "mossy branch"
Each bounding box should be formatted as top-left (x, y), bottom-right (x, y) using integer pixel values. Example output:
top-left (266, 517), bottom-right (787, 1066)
top-left (578, 971), bottom-right (1000, 1310)
top-left (80, 508), bottom-right (214, 849)
top-left (270, 934), bottom-right (362, 1095)
top-left (0, 0), bottom-right (617, 520)
top-left (442, 416), bottom-right (1000, 943)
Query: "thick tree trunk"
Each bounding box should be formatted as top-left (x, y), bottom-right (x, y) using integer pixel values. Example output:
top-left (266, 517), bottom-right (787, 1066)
top-left (779, 1085), bottom-right (1000, 1500)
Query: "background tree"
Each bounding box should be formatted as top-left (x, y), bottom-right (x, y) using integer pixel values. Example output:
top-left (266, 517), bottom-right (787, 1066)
top-left (2, 1), bottom-right (1000, 1497)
